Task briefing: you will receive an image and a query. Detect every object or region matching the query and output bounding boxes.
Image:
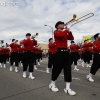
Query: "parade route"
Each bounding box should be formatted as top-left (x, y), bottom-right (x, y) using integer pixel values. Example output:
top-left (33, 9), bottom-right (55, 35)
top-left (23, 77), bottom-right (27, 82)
top-left (0, 58), bottom-right (100, 100)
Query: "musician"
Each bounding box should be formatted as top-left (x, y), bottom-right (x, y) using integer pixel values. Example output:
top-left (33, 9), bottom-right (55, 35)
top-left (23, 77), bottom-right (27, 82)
top-left (86, 33), bottom-right (100, 82)
top-left (46, 38), bottom-right (56, 73)
top-left (70, 41), bottom-right (79, 71)
top-left (0, 46), bottom-right (6, 68)
top-left (0, 48), bottom-right (2, 68)
top-left (49, 21), bottom-right (76, 96)
top-left (6, 43), bottom-right (11, 63)
top-left (31, 36), bottom-right (38, 70)
top-left (39, 47), bottom-right (43, 63)
top-left (20, 33), bottom-right (35, 79)
top-left (10, 39), bottom-right (19, 72)
top-left (17, 45), bottom-right (24, 67)
top-left (82, 40), bottom-right (92, 67)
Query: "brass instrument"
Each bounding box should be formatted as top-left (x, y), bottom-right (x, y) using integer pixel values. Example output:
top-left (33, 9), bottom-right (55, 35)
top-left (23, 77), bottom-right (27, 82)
top-left (15, 40), bottom-right (18, 42)
top-left (31, 33), bottom-right (39, 39)
top-left (65, 13), bottom-right (94, 28)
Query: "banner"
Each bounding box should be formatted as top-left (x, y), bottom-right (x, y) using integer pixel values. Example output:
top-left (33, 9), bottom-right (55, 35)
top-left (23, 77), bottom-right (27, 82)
top-left (83, 35), bottom-right (94, 42)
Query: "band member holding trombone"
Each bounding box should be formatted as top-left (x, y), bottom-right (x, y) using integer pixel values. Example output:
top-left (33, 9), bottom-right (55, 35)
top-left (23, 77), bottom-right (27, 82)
top-left (46, 38), bottom-right (56, 73)
top-left (86, 33), bottom-right (100, 82)
top-left (49, 21), bottom-right (76, 96)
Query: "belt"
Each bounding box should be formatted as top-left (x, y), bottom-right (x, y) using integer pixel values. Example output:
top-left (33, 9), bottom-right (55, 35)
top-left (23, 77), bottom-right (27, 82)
top-left (24, 50), bottom-right (33, 53)
top-left (12, 51), bottom-right (17, 52)
top-left (58, 48), bottom-right (68, 52)
top-left (49, 52), bottom-right (54, 54)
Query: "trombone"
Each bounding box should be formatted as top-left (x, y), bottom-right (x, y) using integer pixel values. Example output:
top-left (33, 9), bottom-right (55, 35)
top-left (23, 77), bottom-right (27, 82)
top-left (65, 13), bottom-right (94, 28)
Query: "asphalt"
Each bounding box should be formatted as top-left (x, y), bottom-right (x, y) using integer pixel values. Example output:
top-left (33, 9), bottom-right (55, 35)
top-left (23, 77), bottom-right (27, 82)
top-left (0, 58), bottom-right (100, 100)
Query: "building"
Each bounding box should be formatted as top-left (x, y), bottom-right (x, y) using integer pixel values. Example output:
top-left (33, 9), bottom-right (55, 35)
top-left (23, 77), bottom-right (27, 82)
top-left (38, 42), bottom-right (48, 53)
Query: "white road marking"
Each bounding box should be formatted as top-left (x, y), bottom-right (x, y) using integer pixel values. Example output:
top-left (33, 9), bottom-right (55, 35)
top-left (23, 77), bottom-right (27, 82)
top-left (36, 69), bottom-right (80, 80)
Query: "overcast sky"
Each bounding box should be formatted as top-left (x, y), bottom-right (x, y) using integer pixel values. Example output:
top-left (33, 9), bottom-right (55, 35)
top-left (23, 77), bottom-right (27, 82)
top-left (0, 0), bottom-right (100, 45)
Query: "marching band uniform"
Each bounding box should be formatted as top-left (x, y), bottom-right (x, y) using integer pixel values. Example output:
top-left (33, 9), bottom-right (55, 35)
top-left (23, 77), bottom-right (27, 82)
top-left (0, 46), bottom-right (7, 68)
top-left (17, 45), bottom-right (24, 67)
top-left (47, 38), bottom-right (56, 73)
top-left (20, 33), bottom-right (35, 79)
top-left (10, 39), bottom-right (19, 72)
top-left (32, 39), bottom-right (37, 70)
top-left (70, 41), bottom-right (79, 71)
top-left (82, 40), bottom-right (92, 67)
top-left (86, 33), bottom-right (100, 82)
top-left (49, 21), bottom-right (76, 96)
top-left (40, 48), bottom-right (43, 62)
top-left (0, 48), bottom-right (3, 68)
top-left (37, 48), bottom-right (41, 65)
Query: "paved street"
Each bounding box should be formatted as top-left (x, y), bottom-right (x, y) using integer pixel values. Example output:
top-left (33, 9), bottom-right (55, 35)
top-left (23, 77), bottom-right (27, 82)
top-left (0, 58), bottom-right (100, 100)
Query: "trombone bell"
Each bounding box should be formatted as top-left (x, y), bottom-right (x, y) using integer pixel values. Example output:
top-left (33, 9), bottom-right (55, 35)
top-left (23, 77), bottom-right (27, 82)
top-left (73, 14), bottom-right (78, 20)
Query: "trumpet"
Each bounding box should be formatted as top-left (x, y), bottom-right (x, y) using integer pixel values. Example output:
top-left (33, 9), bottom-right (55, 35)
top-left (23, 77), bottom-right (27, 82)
top-left (15, 40), bottom-right (18, 43)
top-left (31, 33), bottom-right (39, 39)
top-left (65, 13), bottom-right (94, 28)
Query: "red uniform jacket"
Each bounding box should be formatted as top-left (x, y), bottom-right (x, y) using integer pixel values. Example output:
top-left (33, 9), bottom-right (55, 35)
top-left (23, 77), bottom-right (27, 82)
top-left (70, 44), bottom-right (79, 52)
top-left (83, 42), bottom-right (92, 51)
top-left (20, 38), bottom-right (34, 51)
top-left (48, 42), bottom-right (57, 54)
top-left (10, 43), bottom-right (18, 52)
top-left (54, 29), bottom-right (74, 49)
top-left (92, 41), bottom-right (100, 53)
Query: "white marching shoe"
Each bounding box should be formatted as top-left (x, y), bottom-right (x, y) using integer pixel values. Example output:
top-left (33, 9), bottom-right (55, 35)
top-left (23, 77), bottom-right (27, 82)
top-left (40, 60), bottom-right (42, 62)
top-left (38, 62), bottom-right (40, 65)
top-left (79, 59), bottom-right (82, 61)
top-left (74, 66), bottom-right (79, 71)
top-left (86, 75), bottom-right (94, 82)
top-left (29, 76), bottom-right (35, 80)
top-left (64, 88), bottom-right (76, 96)
top-left (86, 64), bottom-right (91, 68)
top-left (7, 61), bottom-right (9, 63)
top-left (15, 67), bottom-right (18, 72)
top-left (3, 64), bottom-right (6, 68)
top-left (34, 65), bottom-right (37, 70)
top-left (81, 62), bottom-right (85, 67)
top-left (77, 62), bottom-right (80, 65)
top-left (49, 84), bottom-right (59, 92)
top-left (46, 68), bottom-right (50, 73)
top-left (74, 68), bottom-right (79, 71)
top-left (23, 72), bottom-right (27, 78)
top-left (20, 63), bottom-right (23, 67)
top-left (29, 73), bottom-right (35, 80)
top-left (10, 66), bottom-right (13, 71)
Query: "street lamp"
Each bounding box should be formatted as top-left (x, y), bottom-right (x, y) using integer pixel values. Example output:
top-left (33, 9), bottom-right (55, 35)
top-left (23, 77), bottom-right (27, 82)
top-left (44, 25), bottom-right (53, 39)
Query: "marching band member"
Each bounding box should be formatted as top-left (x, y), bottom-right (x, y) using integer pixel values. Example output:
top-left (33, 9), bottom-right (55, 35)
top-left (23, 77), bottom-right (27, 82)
top-left (10, 39), bottom-right (19, 72)
top-left (0, 46), bottom-right (7, 68)
top-left (6, 43), bottom-right (11, 63)
top-left (31, 36), bottom-right (38, 70)
top-left (20, 33), bottom-right (35, 79)
top-left (82, 40), bottom-right (92, 67)
top-left (46, 38), bottom-right (56, 73)
top-left (39, 47), bottom-right (43, 63)
top-left (0, 48), bottom-right (2, 68)
top-left (86, 33), bottom-right (100, 82)
top-left (49, 21), bottom-right (76, 96)
top-left (37, 47), bottom-right (41, 65)
top-left (70, 41), bottom-right (79, 71)
top-left (17, 45), bottom-right (24, 67)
